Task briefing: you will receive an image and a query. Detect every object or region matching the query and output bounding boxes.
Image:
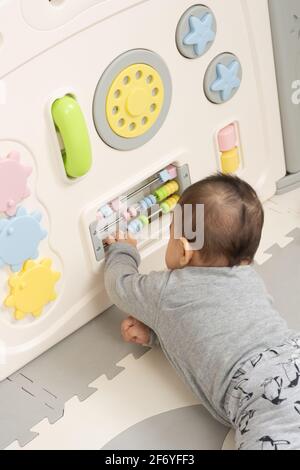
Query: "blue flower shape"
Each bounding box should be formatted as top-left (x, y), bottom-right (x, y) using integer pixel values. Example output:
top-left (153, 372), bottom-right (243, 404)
top-left (210, 60), bottom-right (241, 102)
top-left (0, 207), bottom-right (47, 272)
top-left (183, 13), bottom-right (216, 56)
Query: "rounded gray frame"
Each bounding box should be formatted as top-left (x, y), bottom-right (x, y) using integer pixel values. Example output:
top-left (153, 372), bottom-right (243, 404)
top-left (176, 4), bottom-right (217, 59)
top-left (93, 49), bottom-right (172, 151)
top-left (204, 52), bottom-right (243, 104)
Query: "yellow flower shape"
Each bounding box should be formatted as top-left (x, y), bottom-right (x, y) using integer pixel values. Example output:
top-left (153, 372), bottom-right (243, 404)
top-left (5, 259), bottom-right (60, 320)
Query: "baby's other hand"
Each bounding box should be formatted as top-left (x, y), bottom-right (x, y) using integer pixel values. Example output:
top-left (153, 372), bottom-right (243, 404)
top-left (121, 316), bottom-right (151, 345)
top-left (105, 231), bottom-right (137, 248)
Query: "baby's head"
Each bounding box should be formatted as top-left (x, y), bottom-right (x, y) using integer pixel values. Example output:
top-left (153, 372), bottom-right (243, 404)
top-left (165, 174), bottom-right (264, 269)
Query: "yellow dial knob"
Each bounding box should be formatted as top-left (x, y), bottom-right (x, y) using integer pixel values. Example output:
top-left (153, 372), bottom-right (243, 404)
top-left (106, 64), bottom-right (165, 139)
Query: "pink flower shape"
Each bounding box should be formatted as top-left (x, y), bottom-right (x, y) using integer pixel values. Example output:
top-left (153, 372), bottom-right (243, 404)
top-left (0, 151), bottom-right (32, 216)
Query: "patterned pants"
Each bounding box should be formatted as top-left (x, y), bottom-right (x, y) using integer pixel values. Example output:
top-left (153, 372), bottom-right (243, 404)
top-left (224, 336), bottom-right (300, 450)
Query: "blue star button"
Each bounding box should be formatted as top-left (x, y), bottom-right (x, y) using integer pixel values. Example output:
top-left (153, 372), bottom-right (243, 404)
top-left (183, 13), bottom-right (216, 57)
top-left (210, 60), bottom-right (241, 102)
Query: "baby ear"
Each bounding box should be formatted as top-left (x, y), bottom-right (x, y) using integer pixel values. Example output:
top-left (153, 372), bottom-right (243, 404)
top-left (179, 237), bottom-right (193, 267)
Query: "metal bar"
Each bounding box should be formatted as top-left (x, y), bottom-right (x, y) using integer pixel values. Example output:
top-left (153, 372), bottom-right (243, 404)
top-left (97, 176), bottom-right (162, 232)
top-left (121, 176), bottom-right (160, 201)
top-left (97, 203), bottom-right (165, 235)
top-left (148, 209), bottom-right (162, 220)
top-left (102, 208), bottom-right (164, 248)
top-left (97, 215), bottom-right (124, 233)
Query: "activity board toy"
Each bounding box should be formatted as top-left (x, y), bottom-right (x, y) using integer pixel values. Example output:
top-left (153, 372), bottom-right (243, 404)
top-left (0, 0), bottom-right (286, 379)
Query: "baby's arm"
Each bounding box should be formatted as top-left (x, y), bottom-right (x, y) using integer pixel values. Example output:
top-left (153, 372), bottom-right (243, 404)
top-left (104, 237), bottom-right (170, 335)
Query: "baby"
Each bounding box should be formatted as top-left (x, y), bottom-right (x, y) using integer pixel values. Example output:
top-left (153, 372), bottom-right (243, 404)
top-left (104, 174), bottom-right (300, 451)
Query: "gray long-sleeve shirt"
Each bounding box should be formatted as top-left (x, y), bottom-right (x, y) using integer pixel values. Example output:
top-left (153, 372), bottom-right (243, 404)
top-left (104, 243), bottom-right (292, 425)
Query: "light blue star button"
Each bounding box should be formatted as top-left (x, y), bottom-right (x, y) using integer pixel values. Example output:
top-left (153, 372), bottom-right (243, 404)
top-left (211, 61), bottom-right (241, 102)
top-left (183, 14), bottom-right (216, 57)
top-left (204, 53), bottom-right (243, 104)
top-left (176, 5), bottom-right (217, 59)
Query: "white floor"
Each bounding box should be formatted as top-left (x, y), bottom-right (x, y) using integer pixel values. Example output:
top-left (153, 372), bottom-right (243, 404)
top-left (6, 188), bottom-right (300, 451)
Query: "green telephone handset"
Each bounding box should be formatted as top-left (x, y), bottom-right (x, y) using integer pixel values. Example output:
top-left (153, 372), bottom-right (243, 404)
top-left (52, 95), bottom-right (92, 178)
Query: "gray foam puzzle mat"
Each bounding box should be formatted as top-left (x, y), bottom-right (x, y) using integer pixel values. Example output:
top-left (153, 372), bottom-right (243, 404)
top-left (0, 305), bottom-right (147, 448)
top-left (256, 228), bottom-right (300, 331)
top-left (102, 405), bottom-right (229, 450)
top-left (0, 377), bottom-right (62, 449)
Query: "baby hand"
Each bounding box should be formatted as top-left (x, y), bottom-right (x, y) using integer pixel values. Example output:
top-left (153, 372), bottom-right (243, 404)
top-left (105, 231), bottom-right (137, 248)
top-left (121, 316), bottom-right (151, 345)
